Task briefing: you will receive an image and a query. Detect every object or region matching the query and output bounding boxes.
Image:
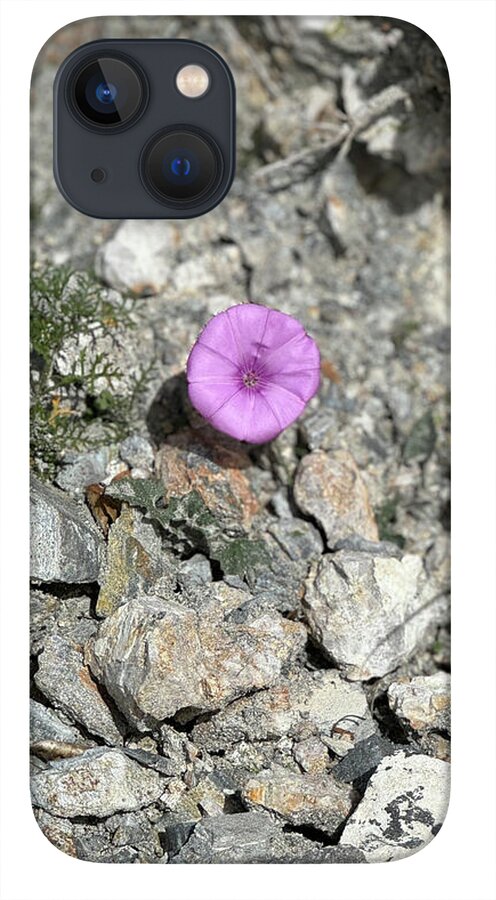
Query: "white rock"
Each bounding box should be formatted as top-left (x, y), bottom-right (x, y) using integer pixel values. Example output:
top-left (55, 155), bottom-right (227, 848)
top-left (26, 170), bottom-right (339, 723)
top-left (388, 673), bottom-right (451, 733)
top-left (95, 220), bottom-right (176, 294)
top-left (304, 550), bottom-right (448, 680)
top-left (339, 751), bottom-right (450, 861)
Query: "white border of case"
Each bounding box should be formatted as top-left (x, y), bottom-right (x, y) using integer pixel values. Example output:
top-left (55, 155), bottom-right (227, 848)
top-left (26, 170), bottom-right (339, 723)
top-left (1, 2), bottom-right (496, 900)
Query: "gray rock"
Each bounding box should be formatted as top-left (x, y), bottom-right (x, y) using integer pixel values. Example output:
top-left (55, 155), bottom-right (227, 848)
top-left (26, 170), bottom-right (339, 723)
top-left (107, 811), bottom-right (163, 859)
top-left (192, 669), bottom-right (375, 757)
top-left (339, 751), bottom-right (450, 862)
top-left (87, 587), bottom-right (306, 729)
top-left (30, 590), bottom-right (97, 655)
top-left (96, 504), bottom-right (176, 617)
top-left (30, 477), bottom-right (105, 583)
top-left (304, 550), bottom-right (448, 680)
top-left (332, 734), bottom-right (399, 783)
top-left (35, 634), bottom-right (122, 745)
top-left (34, 808), bottom-right (77, 857)
top-left (55, 448), bottom-right (114, 496)
top-left (178, 553), bottom-right (213, 584)
top-left (170, 811), bottom-right (363, 864)
top-left (95, 220), bottom-right (175, 294)
top-left (30, 700), bottom-right (90, 747)
top-left (119, 434), bottom-right (155, 470)
top-left (31, 748), bottom-right (166, 818)
top-left (268, 518), bottom-right (324, 562)
top-left (122, 747), bottom-right (177, 777)
top-left (293, 449), bottom-right (379, 547)
top-left (388, 673), bottom-right (450, 734)
top-left (242, 764), bottom-right (357, 835)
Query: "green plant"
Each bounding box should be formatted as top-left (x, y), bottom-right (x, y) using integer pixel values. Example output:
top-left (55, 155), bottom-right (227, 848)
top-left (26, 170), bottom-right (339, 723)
top-left (30, 265), bottom-right (154, 478)
top-left (105, 477), bottom-right (270, 578)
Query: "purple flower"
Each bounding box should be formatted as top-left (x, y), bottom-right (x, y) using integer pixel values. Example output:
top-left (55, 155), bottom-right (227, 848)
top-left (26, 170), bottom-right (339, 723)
top-left (186, 303), bottom-right (320, 443)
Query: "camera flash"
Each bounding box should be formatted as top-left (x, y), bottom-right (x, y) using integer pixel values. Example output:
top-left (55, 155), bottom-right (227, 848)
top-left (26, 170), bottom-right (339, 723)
top-left (176, 64), bottom-right (210, 99)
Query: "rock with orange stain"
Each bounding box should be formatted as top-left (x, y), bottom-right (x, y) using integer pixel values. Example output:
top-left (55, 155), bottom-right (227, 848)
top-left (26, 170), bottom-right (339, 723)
top-left (242, 764), bottom-right (357, 835)
top-left (34, 634), bottom-right (122, 745)
top-left (87, 586), bottom-right (306, 730)
top-left (294, 448), bottom-right (378, 547)
top-left (155, 430), bottom-right (260, 531)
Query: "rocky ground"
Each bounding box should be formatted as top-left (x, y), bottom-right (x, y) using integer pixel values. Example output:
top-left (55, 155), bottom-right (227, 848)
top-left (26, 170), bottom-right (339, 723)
top-left (30, 16), bottom-right (450, 864)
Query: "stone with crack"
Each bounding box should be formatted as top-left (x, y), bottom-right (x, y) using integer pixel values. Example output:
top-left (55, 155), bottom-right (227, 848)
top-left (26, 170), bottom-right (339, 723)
top-left (303, 549), bottom-right (448, 680)
top-left (35, 634), bottom-right (122, 745)
top-left (339, 751), bottom-right (450, 862)
top-left (388, 673), bottom-right (450, 734)
top-left (96, 505), bottom-right (176, 617)
top-left (30, 700), bottom-right (92, 747)
top-left (30, 477), bottom-right (106, 583)
top-left (192, 669), bottom-right (375, 758)
top-left (169, 810), bottom-right (365, 864)
top-left (242, 765), bottom-right (357, 835)
top-left (293, 449), bottom-right (378, 547)
top-left (87, 586), bottom-right (306, 729)
top-left (31, 748), bottom-right (166, 818)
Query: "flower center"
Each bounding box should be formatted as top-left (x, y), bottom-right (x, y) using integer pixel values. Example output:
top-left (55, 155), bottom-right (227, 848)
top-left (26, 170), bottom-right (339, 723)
top-left (242, 370), bottom-right (259, 388)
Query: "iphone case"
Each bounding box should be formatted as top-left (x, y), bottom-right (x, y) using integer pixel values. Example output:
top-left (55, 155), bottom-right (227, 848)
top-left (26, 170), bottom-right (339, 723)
top-left (30, 15), bottom-right (450, 864)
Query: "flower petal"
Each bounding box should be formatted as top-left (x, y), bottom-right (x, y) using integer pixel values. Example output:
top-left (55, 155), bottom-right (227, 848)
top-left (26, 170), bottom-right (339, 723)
top-left (188, 380), bottom-right (244, 422)
top-left (187, 340), bottom-right (241, 383)
top-left (209, 388), bottom-right (284, 443)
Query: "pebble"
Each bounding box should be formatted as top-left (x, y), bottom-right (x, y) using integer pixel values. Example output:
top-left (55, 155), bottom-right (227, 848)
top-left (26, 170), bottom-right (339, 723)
top-left (388, 673), bottom-right (451, 733)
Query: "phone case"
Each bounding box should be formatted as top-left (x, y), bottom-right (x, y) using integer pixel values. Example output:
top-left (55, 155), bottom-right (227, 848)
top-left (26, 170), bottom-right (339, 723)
top-left (30, 15), bottom-right (450, 865)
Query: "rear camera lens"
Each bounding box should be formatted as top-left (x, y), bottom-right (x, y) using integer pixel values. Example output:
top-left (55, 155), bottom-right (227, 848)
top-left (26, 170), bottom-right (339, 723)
top-left (95, 81), bottom-right (118, 104)
top-left (141, 128), bottom-right (223, 205)
top-left (69, 56), bottom-right (146, 128)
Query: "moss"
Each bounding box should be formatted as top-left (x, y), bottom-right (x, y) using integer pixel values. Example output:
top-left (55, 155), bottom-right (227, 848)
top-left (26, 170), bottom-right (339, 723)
top-left (30, 264), bottom-right (154, 479)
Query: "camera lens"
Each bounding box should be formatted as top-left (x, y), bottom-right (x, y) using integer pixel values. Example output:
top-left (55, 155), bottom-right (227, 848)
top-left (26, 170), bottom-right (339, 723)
top-left (69, 56), bottom-right (146, 129)
top-left (141, 128), bottom-right (223, 205)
